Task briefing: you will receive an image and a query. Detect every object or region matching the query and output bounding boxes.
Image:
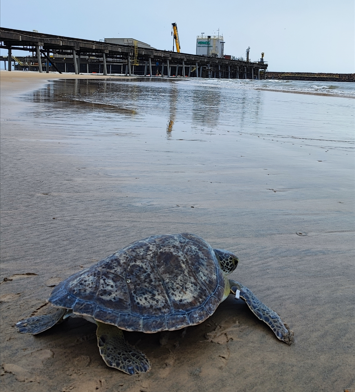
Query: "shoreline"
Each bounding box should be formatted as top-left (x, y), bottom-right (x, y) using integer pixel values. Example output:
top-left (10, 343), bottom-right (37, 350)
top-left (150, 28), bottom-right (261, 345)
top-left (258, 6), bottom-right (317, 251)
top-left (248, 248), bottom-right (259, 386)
top-left (0, 70), bottom-right (136, 96)
top-left (1, 70), bottom-right (353, 100)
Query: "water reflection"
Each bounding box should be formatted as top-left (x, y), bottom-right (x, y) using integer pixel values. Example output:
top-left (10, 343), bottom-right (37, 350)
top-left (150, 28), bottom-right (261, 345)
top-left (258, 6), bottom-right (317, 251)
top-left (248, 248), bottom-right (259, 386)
top-left (166, 84), bottom-right (178, 137)
top-left (237, 88), bottom-right (262, 130)
top-left (26, 78), bottom-right (266, 136)
top-left (28, 79), bottom-right (137, 116)
top-left (191, 87), bottom-right (221, 130)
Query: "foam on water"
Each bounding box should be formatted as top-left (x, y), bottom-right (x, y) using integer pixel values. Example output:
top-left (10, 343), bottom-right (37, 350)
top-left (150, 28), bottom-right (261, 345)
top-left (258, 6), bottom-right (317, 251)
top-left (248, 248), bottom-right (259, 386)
top-left (179, 78), bottom-right (355, 98)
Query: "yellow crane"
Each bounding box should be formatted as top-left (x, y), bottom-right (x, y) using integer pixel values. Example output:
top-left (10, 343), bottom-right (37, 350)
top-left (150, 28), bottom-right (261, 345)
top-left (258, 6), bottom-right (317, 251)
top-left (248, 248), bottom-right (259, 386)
top-left (172, 23), bottom-right (181, 53)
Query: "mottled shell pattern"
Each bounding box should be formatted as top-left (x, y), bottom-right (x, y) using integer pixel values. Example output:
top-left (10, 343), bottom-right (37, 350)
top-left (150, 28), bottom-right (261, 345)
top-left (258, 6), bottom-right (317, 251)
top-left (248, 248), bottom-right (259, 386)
top-left (49, 233), bottom-right (225, 333)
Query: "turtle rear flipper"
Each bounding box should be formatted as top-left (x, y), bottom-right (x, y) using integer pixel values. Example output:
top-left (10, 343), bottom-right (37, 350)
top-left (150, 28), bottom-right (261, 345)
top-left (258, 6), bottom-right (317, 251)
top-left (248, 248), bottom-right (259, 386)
top-left (16, 306), bottom-right (67, 335)
top-left (96, 322), bottom-right (151, 375)
top-left (230, 279), bottom-right (294, 345)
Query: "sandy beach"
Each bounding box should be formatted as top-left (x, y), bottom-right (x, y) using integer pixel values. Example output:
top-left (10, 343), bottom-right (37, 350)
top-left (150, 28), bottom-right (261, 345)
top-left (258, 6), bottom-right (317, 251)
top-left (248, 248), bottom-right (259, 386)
top-left (0, 71), bottom-right (354, 392)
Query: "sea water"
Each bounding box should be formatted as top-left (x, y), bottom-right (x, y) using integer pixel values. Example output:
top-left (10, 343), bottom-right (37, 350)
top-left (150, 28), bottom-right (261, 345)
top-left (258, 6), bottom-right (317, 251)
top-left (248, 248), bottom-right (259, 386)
top-left (26, 78), bottom-right (354, 144)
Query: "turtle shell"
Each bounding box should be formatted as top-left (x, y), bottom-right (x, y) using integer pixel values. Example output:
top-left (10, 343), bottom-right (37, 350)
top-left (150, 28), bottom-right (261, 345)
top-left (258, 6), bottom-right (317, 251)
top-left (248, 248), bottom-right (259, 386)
top-left (49, 233), bottom-right (225, 333)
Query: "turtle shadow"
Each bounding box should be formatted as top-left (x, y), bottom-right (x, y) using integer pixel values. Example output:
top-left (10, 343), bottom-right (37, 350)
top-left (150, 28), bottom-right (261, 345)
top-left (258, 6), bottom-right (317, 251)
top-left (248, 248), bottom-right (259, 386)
top-left (27, 296), bottom-right (271, 375)
top-left (35, 295), bottom-right (262, 347)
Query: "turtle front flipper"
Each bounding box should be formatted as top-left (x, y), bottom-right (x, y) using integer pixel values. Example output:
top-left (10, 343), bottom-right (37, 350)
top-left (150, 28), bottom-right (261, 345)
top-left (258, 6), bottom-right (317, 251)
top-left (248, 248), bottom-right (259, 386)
top-left (229, 279), bottom-right (294, 345)
top-left (16, 306), bottom-right (67, 335)
top-left (96, 322), bottom-right (151, 375)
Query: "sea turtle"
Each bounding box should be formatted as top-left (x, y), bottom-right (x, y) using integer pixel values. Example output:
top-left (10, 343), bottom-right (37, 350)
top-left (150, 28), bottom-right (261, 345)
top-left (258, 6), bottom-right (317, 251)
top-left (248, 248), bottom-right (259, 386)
top-left (16, 233), bottom-right (294, 374)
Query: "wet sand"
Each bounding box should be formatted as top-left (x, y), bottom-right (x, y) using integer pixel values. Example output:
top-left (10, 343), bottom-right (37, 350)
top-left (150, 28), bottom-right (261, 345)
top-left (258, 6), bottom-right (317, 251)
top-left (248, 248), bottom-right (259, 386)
top-left (1, 71), bottom-right (354, 392)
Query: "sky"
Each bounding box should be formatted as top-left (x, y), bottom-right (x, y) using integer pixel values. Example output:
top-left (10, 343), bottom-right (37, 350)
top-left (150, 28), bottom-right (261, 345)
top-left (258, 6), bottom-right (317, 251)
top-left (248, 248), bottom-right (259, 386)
top-left (1, 0), bottom-right (354, 73)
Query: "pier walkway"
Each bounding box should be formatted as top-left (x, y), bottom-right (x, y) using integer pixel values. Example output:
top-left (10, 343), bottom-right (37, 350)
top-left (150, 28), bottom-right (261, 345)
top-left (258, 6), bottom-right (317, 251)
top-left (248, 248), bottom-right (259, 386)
top-left (0, 27), bottom-right (267, 79)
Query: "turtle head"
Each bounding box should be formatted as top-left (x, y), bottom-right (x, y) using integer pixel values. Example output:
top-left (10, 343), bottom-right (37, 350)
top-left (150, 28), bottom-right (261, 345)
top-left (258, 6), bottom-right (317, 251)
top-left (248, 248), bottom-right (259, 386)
top-left (213, 249), bottom-right (239, 275)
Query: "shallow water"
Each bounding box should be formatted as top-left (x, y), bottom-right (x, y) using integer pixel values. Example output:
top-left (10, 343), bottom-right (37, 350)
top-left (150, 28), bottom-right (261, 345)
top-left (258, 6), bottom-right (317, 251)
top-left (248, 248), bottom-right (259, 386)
top-left (26, 78), bottom-right (354, 145)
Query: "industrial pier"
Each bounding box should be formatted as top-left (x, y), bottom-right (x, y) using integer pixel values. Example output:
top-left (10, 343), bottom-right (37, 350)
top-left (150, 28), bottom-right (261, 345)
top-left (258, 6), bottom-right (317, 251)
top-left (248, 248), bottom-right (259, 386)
top-left (0, 28), bottom-right (268, 79)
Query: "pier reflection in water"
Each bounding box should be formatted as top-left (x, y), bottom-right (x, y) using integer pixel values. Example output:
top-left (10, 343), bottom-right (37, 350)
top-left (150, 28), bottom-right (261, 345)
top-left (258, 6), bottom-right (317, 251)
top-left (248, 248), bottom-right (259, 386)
top-left (27, 79), bottom-right (265, 141)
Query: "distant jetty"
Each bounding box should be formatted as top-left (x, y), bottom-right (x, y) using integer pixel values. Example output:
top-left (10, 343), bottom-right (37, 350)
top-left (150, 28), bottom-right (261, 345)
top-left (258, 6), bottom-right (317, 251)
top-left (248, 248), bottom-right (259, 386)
top-left (266, 72), bottom-right (354, 82)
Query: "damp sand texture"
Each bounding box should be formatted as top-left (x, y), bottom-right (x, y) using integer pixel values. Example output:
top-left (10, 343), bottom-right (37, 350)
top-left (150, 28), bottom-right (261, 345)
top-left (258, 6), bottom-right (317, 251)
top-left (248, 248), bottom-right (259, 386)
top-left (1, 71), bottom-right (354, 392)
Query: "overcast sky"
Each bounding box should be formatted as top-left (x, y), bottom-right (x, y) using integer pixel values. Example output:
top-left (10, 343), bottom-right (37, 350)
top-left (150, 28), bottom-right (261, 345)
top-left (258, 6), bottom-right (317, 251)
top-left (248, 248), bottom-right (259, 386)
top-left (1, 0), bottom-right (354, 73)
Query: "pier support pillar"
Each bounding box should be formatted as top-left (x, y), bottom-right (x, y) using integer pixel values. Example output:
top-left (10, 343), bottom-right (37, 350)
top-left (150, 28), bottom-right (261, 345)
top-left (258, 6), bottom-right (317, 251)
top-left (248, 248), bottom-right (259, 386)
top-left (188, 66), bottom-right (191, 77)
top-left (236, 66), bottom-right (239, 79)
top-left (144, 62), bottom-right (147, 76)
top-left (46, 50), bottom-right (50, 73)
top-left (218, 65), bottom-right (221, 78)
top-left (128, 56), bottom-right (131, 76)
top-left (182, 61), bottom-right (185, 77)
top-left (103, 53), bottom-right (107, 75)
top-left (87, 63), bottom-right (89, 73)
top-left (7, 46), bottom-right (12, 71)
top-left (73, 49), bottom-right (79, 74)
top-left (252, 67), bottom-right (254, 79)
top-left (149, 58), bottom-right (152, 76)
top-left (161, 63), bottom-right (164, 77)
top-left (36, 46), bottom-right (43, 73)
top-left (228, 65), bottom-right (231, 79)
top-left (78, 54), bottom-right (81, 73)
top-left (175, 64), bottom-right (179, 77)
top-left (196, 63), bottom-right (199, 77)
top-left (244, 67), bottom-right (247, 79)
top-left (167, 60), bottom-right (170, 77)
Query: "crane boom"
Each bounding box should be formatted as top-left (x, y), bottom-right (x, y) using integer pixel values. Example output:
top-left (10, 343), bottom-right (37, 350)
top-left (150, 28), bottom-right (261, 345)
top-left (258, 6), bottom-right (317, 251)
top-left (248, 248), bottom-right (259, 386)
top-left (172, 23), bottom-right (181, 53)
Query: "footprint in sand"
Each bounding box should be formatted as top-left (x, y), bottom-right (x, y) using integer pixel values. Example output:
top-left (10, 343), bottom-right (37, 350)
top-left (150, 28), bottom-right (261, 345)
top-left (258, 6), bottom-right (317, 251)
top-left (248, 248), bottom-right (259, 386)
top-left (72, 355), bottom-right (91, 368)
top-left (2, 273), bottom-right (37, 283)
top-left (62, 379), bottom-right (107, 392)
top-left (2, 363), bottom-right (38, 383)
top-left (204, 320), bottom-right (240, 344)
top-left (46, 277), bottom-right (63, 287)
top-left (0, 293), bottom-right (20, 302)
top-left (157, 354), bottom-right (175, 378)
